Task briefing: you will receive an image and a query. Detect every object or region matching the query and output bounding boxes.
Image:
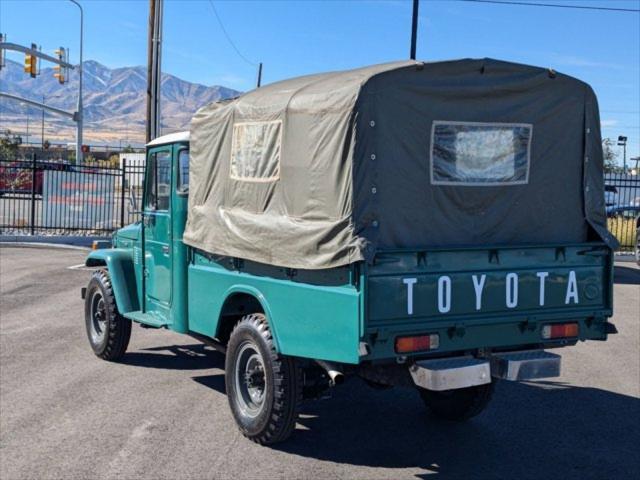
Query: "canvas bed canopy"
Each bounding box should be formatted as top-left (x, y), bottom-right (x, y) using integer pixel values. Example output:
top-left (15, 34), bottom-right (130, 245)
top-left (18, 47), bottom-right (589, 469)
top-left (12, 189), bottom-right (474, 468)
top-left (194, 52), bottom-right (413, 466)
top-left (184, 58), bottom-right (616, 270)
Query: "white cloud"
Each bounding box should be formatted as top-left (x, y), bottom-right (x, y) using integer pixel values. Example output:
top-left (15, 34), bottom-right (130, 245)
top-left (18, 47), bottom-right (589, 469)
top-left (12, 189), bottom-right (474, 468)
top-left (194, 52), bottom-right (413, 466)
top-left (550, 54), bottom-right (624, 70)
top-left (601, 119), bottom-right (619, 128)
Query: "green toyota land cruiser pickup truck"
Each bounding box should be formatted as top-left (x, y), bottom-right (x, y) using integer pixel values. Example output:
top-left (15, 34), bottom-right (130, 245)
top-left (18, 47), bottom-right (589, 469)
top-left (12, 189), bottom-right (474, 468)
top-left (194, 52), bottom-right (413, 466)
top-left (82, 59), bottom-right (618, 445)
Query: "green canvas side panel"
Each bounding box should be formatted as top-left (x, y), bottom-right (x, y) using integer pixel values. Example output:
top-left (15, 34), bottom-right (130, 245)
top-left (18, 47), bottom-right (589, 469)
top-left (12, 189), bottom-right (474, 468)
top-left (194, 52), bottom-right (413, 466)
top-left (187, 258), bottom-right (361, 364)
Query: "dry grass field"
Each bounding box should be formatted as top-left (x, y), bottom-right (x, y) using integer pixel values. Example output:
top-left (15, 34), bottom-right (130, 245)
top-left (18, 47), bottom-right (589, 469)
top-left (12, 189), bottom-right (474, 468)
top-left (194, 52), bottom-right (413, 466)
top-left (608, 217), bottom-right (638, 249)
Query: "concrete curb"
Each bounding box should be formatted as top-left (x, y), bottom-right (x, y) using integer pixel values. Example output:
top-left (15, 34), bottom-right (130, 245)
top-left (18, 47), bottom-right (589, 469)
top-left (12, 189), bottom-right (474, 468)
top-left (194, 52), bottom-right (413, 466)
top-left (0, 235), bottom-right (110, 248)
top-left (0, 242), bottom-right (91, 251)
top-left (614, 254), bottom-right (637, 264)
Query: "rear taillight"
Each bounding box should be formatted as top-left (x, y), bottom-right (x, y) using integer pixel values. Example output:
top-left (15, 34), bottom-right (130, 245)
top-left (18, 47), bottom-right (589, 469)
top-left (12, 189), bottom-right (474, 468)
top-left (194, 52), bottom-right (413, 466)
top-left (541, 322), bottom-right (579, 340)
top-left (395, 334), bottom-right (439, 353)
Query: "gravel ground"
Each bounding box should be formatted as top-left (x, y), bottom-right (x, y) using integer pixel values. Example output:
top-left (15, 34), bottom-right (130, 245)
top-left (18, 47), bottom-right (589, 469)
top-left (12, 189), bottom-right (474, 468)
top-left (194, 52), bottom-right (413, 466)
top-left (1, 246), bottom-right (639, 480)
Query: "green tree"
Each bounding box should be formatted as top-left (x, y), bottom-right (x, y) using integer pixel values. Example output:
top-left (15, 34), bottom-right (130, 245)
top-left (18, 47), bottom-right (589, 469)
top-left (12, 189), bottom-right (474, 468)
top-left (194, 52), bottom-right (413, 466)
top-left (0, 131), bottom-right (22, 161)
top-left (107, 153), bottom-right (121, 168)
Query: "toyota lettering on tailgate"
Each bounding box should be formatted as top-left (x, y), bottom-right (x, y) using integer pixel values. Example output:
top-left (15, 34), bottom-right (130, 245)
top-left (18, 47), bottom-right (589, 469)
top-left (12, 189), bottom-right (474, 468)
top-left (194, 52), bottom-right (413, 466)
top-left (402, 271), bottom-right (579, 315)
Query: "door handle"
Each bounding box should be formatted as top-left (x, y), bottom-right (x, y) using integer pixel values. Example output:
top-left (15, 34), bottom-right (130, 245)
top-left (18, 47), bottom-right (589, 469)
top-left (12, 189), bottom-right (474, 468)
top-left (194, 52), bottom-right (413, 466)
top-left (162, 245), bottom-right (170, 255)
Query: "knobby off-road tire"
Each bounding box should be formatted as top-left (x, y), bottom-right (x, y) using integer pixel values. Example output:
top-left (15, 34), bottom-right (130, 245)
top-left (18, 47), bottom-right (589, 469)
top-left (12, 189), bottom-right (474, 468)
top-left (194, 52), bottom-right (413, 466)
top-left (418, 381), bottom-right (496, 421)
top-left (84, 270), bottom-right (132, 361)
top-left (225, 313), bottom-right (301, 445)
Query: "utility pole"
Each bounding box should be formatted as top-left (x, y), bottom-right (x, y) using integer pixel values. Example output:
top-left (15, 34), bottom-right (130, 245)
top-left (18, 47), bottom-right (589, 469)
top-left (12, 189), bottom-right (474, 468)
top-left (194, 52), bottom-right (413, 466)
top-left (256, 62), bottom-right (263, 88)
top-left (147, 0), bottom-right (163, 142)
top-left (69, 1), bottom-right (84, 163)
top-left (410, 0), bottom-right (419, 60)
top-left (146, 0), bottom-right (155, 143)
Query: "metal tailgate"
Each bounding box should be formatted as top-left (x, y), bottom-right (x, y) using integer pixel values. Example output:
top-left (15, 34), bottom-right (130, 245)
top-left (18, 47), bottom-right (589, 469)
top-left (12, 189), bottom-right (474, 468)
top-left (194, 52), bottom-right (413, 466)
top-left (366, 244), bottom-right (612, 327)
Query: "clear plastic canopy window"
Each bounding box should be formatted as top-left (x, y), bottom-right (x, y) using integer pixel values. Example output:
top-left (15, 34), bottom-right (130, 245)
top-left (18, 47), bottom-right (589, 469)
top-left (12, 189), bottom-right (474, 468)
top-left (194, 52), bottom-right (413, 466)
top-left (230, 120), bottom-right (282, 182)
top-left (430, 121), bottom-right (532, 186)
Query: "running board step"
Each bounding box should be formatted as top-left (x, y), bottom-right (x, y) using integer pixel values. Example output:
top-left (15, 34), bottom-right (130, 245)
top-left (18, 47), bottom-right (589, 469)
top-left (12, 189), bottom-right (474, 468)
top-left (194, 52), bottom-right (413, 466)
top-left (490, 350), bottom-right (561, 381)
top-left (124, 310), bottom-right (170, 329)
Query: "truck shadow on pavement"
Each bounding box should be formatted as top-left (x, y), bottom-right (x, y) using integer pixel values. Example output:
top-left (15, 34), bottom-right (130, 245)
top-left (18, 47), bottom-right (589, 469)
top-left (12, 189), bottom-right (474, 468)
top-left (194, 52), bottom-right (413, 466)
top-left (120, 344), bottom-right (224, 371)
top-left (273, 378), bottom-right (640, 479)
top-left (614, 265), bottom-right (640, 285)
top-left (132, 346), bottom-right (640, 478)
top-left (119, 337), bottom-right (639, 478)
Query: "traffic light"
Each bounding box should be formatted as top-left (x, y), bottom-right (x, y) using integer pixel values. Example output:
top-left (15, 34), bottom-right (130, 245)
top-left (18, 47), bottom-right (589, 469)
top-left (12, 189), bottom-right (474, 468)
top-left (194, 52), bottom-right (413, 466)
top-left (24, 43), bottom-right (38, 78)
top-left (53, 47), bottom-right (68, 84)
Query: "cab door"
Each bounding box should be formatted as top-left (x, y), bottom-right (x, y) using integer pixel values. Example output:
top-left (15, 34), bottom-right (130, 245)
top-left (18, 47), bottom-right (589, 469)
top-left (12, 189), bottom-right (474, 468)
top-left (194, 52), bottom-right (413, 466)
top-left (143, 147), bottom-right (172, 314)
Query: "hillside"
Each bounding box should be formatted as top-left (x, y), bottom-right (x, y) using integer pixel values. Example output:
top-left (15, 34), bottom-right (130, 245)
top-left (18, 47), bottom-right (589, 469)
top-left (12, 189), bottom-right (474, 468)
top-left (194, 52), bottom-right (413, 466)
top-left (0, 59), bottom-right (240, 145)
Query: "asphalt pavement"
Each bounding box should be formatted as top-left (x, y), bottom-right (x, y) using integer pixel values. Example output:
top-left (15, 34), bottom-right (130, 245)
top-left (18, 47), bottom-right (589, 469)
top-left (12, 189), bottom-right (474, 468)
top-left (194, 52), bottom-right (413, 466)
top-left (1, 246), bottom-right (639, 480)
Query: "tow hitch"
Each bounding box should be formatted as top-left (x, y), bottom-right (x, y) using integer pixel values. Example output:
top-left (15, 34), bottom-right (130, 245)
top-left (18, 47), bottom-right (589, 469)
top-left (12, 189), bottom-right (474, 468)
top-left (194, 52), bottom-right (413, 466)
top-left (410, 350), bottom-right (561, 391)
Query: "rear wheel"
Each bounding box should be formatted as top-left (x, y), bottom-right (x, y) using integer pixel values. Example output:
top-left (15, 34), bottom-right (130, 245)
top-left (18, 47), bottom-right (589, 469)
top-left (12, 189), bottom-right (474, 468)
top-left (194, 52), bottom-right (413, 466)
top-left (418, 381), bottom-right (496, 421)
top-left (225, 313), bottom-right (301, 444)
top-left (84, 270), bottom-right (131, 361)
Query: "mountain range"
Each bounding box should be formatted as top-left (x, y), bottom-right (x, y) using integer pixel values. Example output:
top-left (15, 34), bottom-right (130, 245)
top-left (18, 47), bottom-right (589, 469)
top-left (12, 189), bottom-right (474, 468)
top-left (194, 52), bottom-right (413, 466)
top-left (0, 59), bottom-right (240, 145)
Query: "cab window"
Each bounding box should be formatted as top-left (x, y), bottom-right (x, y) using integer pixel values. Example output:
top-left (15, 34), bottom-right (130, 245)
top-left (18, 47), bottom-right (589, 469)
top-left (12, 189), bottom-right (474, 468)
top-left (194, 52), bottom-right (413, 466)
top-left (177, 149), bottom-right (189, 194)
top-left (145, 151), bottom-right (171, 211)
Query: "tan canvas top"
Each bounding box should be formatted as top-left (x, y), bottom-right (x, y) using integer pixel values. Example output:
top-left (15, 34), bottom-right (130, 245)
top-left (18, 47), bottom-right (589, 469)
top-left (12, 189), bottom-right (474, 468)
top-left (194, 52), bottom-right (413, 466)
top-left (184, 59), bottom-right (615, 269)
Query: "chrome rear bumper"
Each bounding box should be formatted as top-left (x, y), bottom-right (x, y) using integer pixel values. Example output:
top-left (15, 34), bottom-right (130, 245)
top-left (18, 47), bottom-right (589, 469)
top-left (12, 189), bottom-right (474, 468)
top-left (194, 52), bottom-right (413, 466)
top-left (409, 356), bottom-right (491, 391)
top-left (490, 350), bottom-right (561, 381)
top-left (410, 350), bottom-right (561, 391)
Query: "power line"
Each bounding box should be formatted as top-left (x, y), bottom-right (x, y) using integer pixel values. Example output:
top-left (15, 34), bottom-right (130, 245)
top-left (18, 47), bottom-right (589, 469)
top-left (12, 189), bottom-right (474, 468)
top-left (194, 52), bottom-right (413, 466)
top-left (207, 0), bottom-right (257, 66)
top-left (457, 0), bottom-right (640, 13)
top-left (601, 110), bottom-right (640, 114)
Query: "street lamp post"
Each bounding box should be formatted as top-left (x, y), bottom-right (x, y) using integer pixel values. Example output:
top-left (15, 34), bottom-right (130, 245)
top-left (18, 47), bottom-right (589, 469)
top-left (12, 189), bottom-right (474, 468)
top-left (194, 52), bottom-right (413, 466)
top-left (41, 93), bottom-right (63, 151)
top-left (69, 0), bottom-right (83, 164)
top-left (41, 94), bottom-right (45, 149)
top-left (617, 135), bottom-right (628, 173)
top-left (25, 104), bottom-right (30, 144)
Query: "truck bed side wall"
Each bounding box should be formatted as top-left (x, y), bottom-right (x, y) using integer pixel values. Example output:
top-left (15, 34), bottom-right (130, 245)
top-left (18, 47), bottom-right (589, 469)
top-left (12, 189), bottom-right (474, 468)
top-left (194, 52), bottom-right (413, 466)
top-left (187, 252), bottom-right (362, 364)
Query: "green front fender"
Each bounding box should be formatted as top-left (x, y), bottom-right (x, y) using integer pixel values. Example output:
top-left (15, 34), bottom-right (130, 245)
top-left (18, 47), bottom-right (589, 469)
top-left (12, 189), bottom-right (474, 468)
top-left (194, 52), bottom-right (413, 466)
top-left (86, 248), bottom-right (140, 314)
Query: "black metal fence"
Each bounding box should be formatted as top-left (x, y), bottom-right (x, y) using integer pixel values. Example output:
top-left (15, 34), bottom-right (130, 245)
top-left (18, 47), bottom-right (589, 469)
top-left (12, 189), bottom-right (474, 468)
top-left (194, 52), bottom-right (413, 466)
top-left (1, 156), bottom-right (639, 253)
top-left (605, 173), bottom-right (640, 253)
top-left (0, 155), bottom-right (144, 236)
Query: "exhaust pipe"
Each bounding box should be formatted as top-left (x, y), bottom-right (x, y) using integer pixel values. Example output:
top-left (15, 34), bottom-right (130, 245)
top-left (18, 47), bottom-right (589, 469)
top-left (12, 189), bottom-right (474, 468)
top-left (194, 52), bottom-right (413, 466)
top-left (315, 360), bottom-right (345, 386)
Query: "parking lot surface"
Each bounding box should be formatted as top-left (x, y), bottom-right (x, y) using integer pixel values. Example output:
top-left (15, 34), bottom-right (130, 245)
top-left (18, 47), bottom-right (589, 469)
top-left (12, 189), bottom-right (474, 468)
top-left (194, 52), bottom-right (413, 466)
top-left (1, 246), bottom-right (639, 480)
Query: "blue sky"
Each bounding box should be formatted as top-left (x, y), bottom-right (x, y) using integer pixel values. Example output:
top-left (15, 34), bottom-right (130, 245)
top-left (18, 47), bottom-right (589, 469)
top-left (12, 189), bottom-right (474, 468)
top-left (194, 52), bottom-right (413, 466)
top-left (1, 0), bottom-right (639, 160)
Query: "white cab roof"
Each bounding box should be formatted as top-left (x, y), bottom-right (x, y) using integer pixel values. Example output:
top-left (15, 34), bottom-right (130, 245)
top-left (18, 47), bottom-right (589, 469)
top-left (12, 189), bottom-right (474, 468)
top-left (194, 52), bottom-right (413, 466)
top-left (146, 131), bottom-right (190, 147)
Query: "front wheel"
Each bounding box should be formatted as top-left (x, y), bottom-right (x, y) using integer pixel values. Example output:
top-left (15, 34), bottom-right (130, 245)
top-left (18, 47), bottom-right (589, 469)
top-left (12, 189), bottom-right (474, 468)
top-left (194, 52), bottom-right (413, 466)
top-left (225, 313), bottom-right (301, 444)
top-left (84, 270), bottom-right (131, 361)
top-left (418, 381), bottom-right (496, 421)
